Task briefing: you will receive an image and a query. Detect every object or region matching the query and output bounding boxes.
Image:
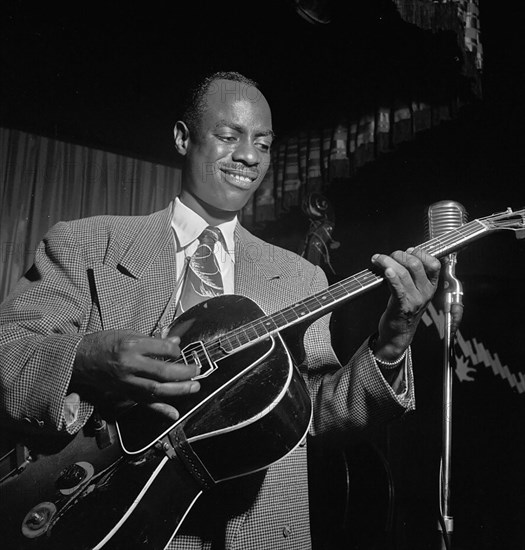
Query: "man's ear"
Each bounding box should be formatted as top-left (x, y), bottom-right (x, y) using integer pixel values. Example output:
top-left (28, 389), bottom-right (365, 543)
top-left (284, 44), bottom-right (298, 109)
top-left (174, 121), bottom-right (190, 156)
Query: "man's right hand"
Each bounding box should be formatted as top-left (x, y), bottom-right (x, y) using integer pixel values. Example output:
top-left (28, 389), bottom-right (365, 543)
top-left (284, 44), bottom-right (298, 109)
top-left (71, 330), bottom-right (200, 421)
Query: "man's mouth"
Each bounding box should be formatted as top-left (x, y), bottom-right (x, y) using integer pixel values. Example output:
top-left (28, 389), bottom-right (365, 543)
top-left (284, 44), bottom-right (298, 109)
top-left (220, 168), bottom-right (259, 188)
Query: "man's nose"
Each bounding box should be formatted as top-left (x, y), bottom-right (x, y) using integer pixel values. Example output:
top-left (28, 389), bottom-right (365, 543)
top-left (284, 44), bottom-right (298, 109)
top-left (232, 139), bottom-right (259, 166)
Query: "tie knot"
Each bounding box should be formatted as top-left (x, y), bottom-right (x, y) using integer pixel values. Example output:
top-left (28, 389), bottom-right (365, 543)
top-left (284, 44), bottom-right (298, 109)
top-left (200, 226), bottom-right (221, 246)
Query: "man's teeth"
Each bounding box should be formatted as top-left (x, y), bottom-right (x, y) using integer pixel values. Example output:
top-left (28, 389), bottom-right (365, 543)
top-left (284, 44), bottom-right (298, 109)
top-left (229, 173), bottom-right (252, 183)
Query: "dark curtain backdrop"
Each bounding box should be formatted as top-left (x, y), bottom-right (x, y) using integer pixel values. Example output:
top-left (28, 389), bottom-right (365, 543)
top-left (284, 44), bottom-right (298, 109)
top-left (0, 127), bottom-right (183, 301)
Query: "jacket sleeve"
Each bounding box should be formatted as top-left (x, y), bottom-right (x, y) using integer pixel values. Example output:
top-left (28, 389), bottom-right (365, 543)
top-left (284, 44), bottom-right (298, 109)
top-left (0, 222), bottom-right (94, 434)
top-left (301, 265), bottom-right (415, 436)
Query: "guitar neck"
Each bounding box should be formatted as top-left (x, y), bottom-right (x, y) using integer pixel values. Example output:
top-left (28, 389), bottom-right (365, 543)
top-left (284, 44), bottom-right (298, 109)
top-left (218, 218), bottom-right (494, 355)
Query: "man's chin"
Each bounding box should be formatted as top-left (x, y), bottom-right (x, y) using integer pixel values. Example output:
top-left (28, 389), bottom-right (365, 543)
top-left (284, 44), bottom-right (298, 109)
top-left (181, 188), bottom-right (252, 220)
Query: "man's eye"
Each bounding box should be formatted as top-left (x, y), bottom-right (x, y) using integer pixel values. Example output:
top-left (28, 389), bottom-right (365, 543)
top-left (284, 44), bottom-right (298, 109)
top-left (217, 135), bottom-right (237, 142)
top-left (256, 141), bottom-right (272, 152)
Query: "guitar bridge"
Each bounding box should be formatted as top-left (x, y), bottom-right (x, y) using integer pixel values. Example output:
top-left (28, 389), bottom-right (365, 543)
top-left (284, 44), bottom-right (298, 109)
top-left (181, 340), bottom-right (217, 380)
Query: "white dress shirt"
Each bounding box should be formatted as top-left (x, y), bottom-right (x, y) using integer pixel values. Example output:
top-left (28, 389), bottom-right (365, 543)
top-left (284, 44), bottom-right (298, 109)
top-left (170, 197), bottom-right (236, 298)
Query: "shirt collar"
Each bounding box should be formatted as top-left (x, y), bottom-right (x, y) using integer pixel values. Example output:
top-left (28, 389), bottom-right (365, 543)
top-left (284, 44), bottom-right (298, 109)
top-left (171, 197), bottom-right (237, 259)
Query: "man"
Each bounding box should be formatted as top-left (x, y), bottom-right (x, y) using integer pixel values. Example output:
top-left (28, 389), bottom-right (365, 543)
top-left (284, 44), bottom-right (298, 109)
top-left (0, 71), bottom-right (440, 549)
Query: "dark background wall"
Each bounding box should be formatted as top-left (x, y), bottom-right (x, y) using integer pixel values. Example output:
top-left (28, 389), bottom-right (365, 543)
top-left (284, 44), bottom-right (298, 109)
top-left (322, 109), bottom-right (525, 550)
top-left (1, 1), bottom-right (478, 163)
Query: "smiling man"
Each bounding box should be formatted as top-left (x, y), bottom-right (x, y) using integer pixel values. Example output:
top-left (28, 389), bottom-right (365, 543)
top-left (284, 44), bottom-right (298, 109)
top-left (174, 75), bottom-right (274, 223)
top-left (0, 71), bottom-right (440, 549)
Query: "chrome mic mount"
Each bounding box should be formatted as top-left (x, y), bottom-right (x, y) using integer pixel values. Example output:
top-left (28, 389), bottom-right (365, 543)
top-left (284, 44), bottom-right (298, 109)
top-left (443, 254), bottom-right (463, 336)
top-left (427, 200), bottom-right (468, 335)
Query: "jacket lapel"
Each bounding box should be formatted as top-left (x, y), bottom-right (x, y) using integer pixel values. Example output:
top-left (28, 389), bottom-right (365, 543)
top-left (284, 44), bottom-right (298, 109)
top-left (234, 225), bottom-right (282, 300)
top-left (93, 206), bottom-right (178, 334)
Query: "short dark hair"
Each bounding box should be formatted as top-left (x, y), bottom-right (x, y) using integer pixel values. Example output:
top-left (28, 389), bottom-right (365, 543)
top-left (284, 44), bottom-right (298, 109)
top-left (181, 71), bottom-right (260, 137)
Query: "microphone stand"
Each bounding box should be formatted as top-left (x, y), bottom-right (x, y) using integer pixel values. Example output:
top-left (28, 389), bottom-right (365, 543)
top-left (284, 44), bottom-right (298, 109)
top-left (438, 252), bottom-right (463, 550)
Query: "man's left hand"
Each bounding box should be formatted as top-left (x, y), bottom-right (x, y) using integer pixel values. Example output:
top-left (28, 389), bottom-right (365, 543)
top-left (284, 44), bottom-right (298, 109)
top-left (371, 247), bottom-right (441, 362)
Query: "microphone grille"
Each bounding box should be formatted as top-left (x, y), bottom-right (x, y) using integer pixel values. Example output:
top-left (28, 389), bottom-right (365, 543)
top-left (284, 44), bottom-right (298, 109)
top-left (426, 200), bottom-right (468, 239)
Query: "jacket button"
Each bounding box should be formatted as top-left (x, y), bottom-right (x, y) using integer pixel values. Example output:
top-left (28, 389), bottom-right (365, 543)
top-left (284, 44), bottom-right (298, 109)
top-left (282, 525), bottom-right (292, 538)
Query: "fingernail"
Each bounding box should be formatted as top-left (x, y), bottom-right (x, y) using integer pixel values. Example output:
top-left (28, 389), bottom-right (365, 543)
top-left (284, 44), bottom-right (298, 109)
top-left (190, 382), bottom-right (200, 393)
top-left (372, 254), bottom-right (379, 262)
top-left (406, 247), bottom-right (414, 253)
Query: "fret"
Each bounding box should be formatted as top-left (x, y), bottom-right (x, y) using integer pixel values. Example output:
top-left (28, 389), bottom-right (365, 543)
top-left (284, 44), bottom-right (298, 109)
top-left (270, 310), bottom-right (291, 329)
top-left (252, 319), bottom-right (272, 338)
top-left (220, 333), bottom-right (244, 353)
top-left (324, 287), bottom-right (342, 302)
top-left (313, 290), bottom-right (337, 306)
top-left (341, 272), bottom-right (381, 294)
top-left (309, 293), bottom-right (332, 309)
top-left (327, 285), bottom-right (348, 299)
top-left (220, 317), bottom-right (275, 354)
top-left (299, 298), bottom-right (317, 312)
top-left (282, 308), bottom-right (300, 323)
top-left (262, 316), bottom-right (279, 332)
top-left (294, 302), bottom-right (311, 319)
top-left (303, 294), bottom-right (329, 311)
top-left (244, 324), bottom-right (259, 341)
top-left (236, 330), bottom-right (250, 346)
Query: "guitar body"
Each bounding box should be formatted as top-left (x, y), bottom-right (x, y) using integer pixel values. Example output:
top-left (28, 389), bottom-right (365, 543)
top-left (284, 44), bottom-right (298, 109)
top-left (118, 295), bottom-right (312, 477)
top-left (0, 295), bottom-right (312, 550)
top-left (0, 427), bottom-right (204, 550)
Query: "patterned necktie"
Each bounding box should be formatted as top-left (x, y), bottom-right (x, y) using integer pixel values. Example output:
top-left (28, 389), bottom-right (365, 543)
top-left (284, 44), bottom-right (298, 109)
top-left (176, 226), bottom-right (224, 316)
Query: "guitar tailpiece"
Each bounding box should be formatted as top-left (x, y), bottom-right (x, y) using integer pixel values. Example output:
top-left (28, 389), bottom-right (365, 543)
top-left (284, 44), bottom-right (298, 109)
top-left (155, 436), bottom-right (177, 460)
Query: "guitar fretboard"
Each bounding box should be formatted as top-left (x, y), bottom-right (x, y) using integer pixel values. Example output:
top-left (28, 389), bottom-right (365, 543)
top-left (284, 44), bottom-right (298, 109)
top-left (419, 219), bottom-right (487, 257)
top-left (214, 218), bottom-right (490, 357)
top-left (218, 268), bottom-right (383, 354)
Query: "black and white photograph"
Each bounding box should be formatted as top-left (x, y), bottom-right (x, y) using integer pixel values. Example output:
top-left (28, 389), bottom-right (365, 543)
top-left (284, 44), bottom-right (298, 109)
top-left (1, 2), bottom-right (523, 549)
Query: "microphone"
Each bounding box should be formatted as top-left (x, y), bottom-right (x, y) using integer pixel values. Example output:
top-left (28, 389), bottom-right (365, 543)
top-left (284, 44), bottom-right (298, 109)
top-left (426, 200), bottom-right (468, 333)
top-left (426, 200), bottom-right (468, 241)
top-left (426, 201), bottom-right (468, 543)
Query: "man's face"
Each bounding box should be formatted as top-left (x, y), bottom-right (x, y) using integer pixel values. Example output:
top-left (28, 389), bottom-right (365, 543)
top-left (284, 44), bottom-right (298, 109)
top-left (178, 79), bottom-right (273, 214)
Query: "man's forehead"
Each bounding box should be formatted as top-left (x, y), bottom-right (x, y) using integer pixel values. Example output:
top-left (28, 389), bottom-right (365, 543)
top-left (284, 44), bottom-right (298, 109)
top-left (201, 79), bottom-right (272, 132)
top-left (205, 78), bottom-right (262, 105)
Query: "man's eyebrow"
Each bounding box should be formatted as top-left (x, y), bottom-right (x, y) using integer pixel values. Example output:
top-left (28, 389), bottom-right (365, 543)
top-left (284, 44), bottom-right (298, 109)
top-left (215, 120), bottom-right (242, 132)
top-left (256, 129), bottom-right (275, 140)
top-left (215, 120), bottom-right (275, 140)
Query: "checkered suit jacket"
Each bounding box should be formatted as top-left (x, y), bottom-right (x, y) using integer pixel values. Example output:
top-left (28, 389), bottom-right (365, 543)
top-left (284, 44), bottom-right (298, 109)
top-left (0, 204), bottom-right (415, 550)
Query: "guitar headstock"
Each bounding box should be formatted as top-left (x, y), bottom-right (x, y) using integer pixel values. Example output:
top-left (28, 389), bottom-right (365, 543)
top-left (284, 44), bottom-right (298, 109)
top-left (480, 207), bottom-right (525, 239)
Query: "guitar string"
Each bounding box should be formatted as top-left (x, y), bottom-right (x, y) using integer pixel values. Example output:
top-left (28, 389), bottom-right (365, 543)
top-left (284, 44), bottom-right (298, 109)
top-left (212, 221), bottom-right (486, 350)
top-left (183, 219), bottom-right (487, 366)
top-left (183, 217), bottom-right (498, 367)
top-left (186, 211), bottom-right (525, 366)
top-left (183, 268), bottom-right (382, 363)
